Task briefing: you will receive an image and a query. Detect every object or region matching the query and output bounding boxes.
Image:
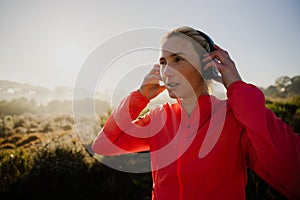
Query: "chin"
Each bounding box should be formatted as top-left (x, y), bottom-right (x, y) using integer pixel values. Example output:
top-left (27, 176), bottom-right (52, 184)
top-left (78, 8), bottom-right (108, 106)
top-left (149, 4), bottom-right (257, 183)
top-left (167, 89), bottom-right (180, 99)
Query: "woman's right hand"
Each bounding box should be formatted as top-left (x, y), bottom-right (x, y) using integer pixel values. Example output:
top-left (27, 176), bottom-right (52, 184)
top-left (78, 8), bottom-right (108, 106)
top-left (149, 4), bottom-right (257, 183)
top-left (139, 64), bottom-right (166, 100)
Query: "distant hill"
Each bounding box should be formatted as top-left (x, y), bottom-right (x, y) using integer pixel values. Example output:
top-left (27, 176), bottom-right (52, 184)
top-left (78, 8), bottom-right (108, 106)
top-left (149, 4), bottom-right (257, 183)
top-left (0, 80), bottom-right (81, 104)
top-left (0, 80), bottom-right (61, 103)
top-left (0, 80), bottom-right (49, 96)
top-left (0, 80), bottom-right (111, 116)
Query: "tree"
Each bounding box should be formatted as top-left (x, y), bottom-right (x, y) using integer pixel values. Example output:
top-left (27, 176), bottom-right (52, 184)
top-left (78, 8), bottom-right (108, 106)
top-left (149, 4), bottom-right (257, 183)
top-left (287, 76), bottom-right (300, 95)
top-left (274, 76), bottom-right (291, 97)
top-left (264, 86), bottom-right (278, 97)
top-left (275, 76), bottom-right (292, 89)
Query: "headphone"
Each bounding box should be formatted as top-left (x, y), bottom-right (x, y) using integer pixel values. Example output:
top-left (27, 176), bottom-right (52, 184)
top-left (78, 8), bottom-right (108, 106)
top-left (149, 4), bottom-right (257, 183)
top-left (196, 30), bottom-right (219, 79)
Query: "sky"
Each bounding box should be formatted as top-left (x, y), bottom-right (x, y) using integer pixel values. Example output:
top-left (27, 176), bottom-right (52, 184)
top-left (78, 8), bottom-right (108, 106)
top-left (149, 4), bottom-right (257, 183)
top-left (0, 0), bottom-right (300, 96)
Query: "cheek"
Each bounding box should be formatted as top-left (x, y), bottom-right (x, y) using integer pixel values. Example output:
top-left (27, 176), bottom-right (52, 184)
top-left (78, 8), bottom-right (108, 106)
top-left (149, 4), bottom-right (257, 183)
top-left (181, 69), bottom-right (203, 92)
top-left (180, 64), bottom-right (201, 80)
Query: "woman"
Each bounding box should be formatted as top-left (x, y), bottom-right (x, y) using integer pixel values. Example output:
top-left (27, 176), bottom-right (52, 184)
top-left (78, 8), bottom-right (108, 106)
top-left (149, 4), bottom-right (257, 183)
top-left (92, 26), bottom-right (300, 200)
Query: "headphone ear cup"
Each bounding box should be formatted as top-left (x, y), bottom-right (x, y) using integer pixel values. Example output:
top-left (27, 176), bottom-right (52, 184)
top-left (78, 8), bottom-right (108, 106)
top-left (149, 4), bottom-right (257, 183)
top-left (202, 65), bottom-right (218, 79)
top-left (197, 30), bottom-right (218, 80)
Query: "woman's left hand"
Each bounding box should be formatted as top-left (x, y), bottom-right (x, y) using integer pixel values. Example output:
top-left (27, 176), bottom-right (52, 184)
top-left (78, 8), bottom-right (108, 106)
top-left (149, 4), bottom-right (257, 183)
top-left (202, 44), bottom-right (242, 89)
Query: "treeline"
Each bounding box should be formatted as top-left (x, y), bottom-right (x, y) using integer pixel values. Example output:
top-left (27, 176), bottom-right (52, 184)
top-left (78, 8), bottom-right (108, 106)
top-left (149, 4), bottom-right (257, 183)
top-left (261, 75), bottom-right (300, 98)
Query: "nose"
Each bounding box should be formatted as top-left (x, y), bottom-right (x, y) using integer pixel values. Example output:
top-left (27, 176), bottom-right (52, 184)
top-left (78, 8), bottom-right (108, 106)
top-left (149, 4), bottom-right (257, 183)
top-left (161, 64), bottom-right (175, 79)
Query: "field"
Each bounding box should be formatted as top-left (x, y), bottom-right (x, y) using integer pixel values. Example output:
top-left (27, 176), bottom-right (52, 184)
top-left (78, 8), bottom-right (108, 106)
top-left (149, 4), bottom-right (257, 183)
top-left (0, 97), bottom-right (299, 200)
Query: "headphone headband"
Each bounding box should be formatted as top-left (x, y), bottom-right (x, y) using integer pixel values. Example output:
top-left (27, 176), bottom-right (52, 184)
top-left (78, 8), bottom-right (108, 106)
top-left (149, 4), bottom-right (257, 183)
top-left (196, 30), bottom-right (216, 52)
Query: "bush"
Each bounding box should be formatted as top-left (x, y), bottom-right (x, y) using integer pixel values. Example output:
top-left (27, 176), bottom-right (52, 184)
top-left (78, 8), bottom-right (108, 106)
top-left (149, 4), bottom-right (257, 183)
top-left (0, 148), bottom-right (33, 193)
top-left (266, 97), bottom-right (300, 133)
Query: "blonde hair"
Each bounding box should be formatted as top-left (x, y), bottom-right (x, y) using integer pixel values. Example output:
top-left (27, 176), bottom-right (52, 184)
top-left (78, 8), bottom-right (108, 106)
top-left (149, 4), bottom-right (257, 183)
top-left (161, 26), bottom-right (211, 55)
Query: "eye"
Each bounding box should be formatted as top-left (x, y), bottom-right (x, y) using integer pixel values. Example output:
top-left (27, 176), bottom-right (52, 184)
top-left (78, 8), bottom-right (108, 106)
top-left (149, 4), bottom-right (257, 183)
top-left (174, 56), bottom-right (184, 62)
top-left (159, 59), bottom-right (166, 66)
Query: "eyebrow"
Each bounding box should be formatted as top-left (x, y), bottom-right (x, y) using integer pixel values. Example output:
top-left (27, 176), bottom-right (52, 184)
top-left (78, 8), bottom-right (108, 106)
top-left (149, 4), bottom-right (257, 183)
top-left (159, 52), bottom-right (186, 62)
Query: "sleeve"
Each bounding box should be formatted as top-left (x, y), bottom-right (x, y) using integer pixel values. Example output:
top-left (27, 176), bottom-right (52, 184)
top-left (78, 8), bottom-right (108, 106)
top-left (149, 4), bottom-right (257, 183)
top-left (91, 90), bottom-right (151, 156)
top-left (227, 81), bottom-right (300, 200)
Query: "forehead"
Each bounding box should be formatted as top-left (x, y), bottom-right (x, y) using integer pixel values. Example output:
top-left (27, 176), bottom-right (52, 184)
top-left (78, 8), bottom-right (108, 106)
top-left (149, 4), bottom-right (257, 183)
top-left (160, 35), bottom-right (197, 57)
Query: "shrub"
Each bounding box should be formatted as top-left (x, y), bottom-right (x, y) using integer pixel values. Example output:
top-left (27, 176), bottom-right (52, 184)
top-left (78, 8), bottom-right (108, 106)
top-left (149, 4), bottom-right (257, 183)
top-left (0, 148), bottom-right (33, 193)
top-left (266, 97), bottom-right (300, 133)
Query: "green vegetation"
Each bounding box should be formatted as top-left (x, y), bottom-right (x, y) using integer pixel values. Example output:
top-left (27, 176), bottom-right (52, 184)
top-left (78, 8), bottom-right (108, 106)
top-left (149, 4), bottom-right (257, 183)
top-left (265, 97), bottom-right (300, 133)
top-left (0, 95), bottom-right (299, 199)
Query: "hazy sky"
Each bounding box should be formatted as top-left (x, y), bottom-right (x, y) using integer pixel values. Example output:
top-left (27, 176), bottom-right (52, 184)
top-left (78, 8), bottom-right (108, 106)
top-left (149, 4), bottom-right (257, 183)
top-left (1, 0), bottom-right (299, 93)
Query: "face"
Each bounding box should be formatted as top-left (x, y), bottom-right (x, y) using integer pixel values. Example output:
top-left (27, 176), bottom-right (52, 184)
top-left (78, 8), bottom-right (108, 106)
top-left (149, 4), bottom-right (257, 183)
top-left (159, 35), bottom-right (204, 100)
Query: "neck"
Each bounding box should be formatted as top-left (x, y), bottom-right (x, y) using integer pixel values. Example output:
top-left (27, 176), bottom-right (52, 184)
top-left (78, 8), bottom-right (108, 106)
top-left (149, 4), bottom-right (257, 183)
top-left (181, 87), bottom-right (208, 116)
top-left (181, 99), bottom-right (197, 117)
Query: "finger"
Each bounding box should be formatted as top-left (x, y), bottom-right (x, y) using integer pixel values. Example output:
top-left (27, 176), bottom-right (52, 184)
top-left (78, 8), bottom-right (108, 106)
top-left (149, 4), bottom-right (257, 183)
top-left (158, 85), bottom-right (166, 92)
top-left (203, 60), bottom-right (219, 71)
top-left (202, 52), bottom-right (223, 66)
top-left (212, 44), bottom-right (225, 52)
top-left (143, 74), bottom-right (162, 84)
top-left (213, 44), bottom-right (231, 58)
top-left (152, 63), bottom-right (160, 71)
top-left (149, 64), bottom-right (161, 75)
top-left (202, 49), bottom-right (224, 61)
top-left (202, 54), bottom-right (213, 63)
top-left (203, 51), bottom-right (233, 68)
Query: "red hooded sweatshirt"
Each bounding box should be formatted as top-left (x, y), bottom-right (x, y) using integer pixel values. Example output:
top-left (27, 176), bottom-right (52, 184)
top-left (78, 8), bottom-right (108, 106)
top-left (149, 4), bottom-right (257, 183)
top-left (92, 81), bottom-right (300, 200)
